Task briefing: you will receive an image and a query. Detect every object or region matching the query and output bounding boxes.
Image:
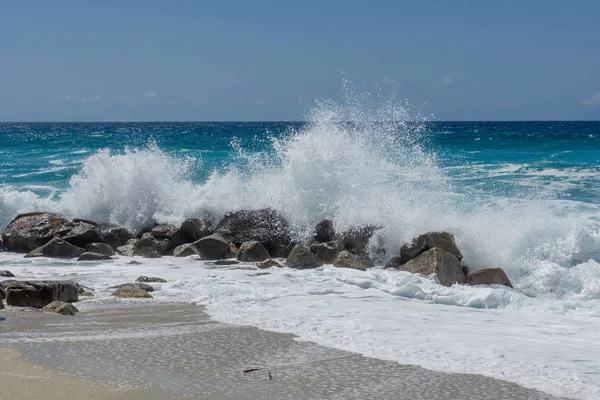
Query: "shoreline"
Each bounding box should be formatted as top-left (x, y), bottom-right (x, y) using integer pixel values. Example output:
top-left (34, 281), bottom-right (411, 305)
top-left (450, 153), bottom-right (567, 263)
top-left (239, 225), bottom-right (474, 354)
top-left (0, 302), bottom-right (565, 400)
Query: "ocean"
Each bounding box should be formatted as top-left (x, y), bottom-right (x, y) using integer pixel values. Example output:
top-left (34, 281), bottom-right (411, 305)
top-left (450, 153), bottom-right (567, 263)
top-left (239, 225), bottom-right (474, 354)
top-left (2, 108), bottom-right (600, 398)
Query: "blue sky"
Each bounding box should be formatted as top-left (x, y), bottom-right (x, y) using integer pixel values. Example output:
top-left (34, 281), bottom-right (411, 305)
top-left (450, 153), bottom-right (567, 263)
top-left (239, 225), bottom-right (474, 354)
top-left (1, 0), bottom-right (599, 121)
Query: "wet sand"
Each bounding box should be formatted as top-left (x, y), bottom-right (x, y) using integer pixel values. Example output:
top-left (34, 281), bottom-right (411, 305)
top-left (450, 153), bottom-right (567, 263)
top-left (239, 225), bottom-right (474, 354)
top-left (0, 303), bottom-right (566, 400)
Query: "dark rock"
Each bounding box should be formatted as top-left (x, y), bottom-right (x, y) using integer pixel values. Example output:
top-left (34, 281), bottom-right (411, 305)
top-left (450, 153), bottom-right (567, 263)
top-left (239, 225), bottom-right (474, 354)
top-left (332, 250), bottom-right (374, 271)
top-left (310, 241), bottom-right (343, 264)
top-left (98, 226), bottom-right (134, 249)
top-left (236, 241), bottom-right (270, 262)
top-left (400, 231), bottom-right (463, 264)
top-left (0, 283), bottom-right (5, 300)
top-left (128, 260), bottom-right (142, 265)
top-left (339, 225), bottom-right (380, 256)
top-left (132, 235), bottom-right (173, 258)
top-left (136, 276), bottom-right (167, 283)
top-left (0, 270), bottom-right (15, 278)
top-left (400, 247), bottom-right (465, 287)
top-left (72, 218), bottom-right (98, 226)
top-left (193, 233), bottom-right (238, 260)
top-left (215, 209), bottom-right (291, 250)
top-left (1, 212), bottom-right (69, 252)
top-left (77, 286), bottom-right (93, 297)
top-left (384, 256), bottom-right (403, 270)
top-left (136, 224), bottom-right (158, 239)
top-left (269, 244), bottom-right (292, 258)
top-left (180, 218), bottom-right (213, 242)
top-left (112, 287), bottom-right (153, 299)
top-left (78, 252), bottom-right (112, 261)
top-left (462, 265), bottom-right (470, 278)
top-left (85, 243), bottom-right (116, 256)
top-left (3, 280), bottom-right (78, 308)
top-left (117, 239), bottom-right (139, 256)
top-left (213, 260), bottom-right (240, 265)
top-left (286, 245), bottom-right (323, 269)
top-left (55, 221), bottom-right (101, 248)
top-left (257, 259), bottom-right (282, 269)
top-left (151, 224), bottom-right (187, 246)
top-left (42, 301), bottom-right (79, 315)
top-left (173, 243), bottom-right (199, 257)
top-left (314, 219), bottom-right (335, 242)
top-left (25, 238), bottom-right (85, 258)
top-left (465, 268), bottom-right (513, 288)
top-left (110, 283), bottom-right (155, 292)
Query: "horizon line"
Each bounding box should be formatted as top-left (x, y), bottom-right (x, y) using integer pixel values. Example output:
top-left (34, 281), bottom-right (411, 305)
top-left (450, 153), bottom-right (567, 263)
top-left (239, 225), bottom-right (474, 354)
top-left (1, 120), bottom-right (599, 124)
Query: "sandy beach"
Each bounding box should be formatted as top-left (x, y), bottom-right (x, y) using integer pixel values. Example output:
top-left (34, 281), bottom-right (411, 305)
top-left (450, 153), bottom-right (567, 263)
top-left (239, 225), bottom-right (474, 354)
top-left (0, 302), bottom-right (565, 400)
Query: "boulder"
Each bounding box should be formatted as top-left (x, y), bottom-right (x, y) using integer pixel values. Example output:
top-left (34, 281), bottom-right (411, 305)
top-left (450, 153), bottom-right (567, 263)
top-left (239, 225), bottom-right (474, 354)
top-left (111, 282), bottom-right (155, 292)
top-left (173, 243), bottom-right (199, 257)
top-left (25, 238), bottom-right (85, 258)
top-left (399, 247), bottom-right (465, 287)
top-left (136, 276), bottom-right (167, 283)
top-left (112, 287), bottom-right (153, 299)
top-left (85, 243), bottom-right (116, 256)
top-left (151, 224), bottom-right (187, 246)
top-left (213, 260), bottom-right (240, 266)
top-left (0, 298), bottom-right (3, 310)
top-left (384, 256), bottom-right (403, 270)
top-left (400, 231), bottom-right (463, 264)
top-left (286, 245), bottom-right (323, 269)
top-left (465, 268), bottom-right (513, 288)
top-left (314, 219), bottom-right (335, 242)
top-left (132, 235), bottom-right (173, 258)
top-left (193, 233), bottom-right (238, 260)
top-left (310, 241), bottom-right (343, 264)
top-left (78, 252), bottom-right (112, 261)
top-left (0, 283), bottom-right (5, 300)
top-left (269, 244), bottom-right (292, 258)
top-left (77, 286), bottom-right (93, 297)
top-left (236, 241), bottom-right (270, 262)
top-left (55, 221), bottom-right (101, 248)
top-left (1, 212), bottom-right (69, 252)
top-left (332, 250), bottom-right (374, 271)
top-left (2, 280), bottom-right (78, 308)
top-left (180, 218), bottom-right (213, 242)
top-left (128, 260), bottom-right (142, 265)
top-left (339, 225), bottom-right (380, 256)
top-left (42, 301), bottom-right (79, 316)
top-left (117, 239), bottom-right (139, 256)
top-left (215, 209), bottom-right (291, 250)
top-left (98, 226), bottom-right (134, 249)
top-left (0, 270), bottom-right (15, 278)
top-left (257, 260), bottom-right (282, 269)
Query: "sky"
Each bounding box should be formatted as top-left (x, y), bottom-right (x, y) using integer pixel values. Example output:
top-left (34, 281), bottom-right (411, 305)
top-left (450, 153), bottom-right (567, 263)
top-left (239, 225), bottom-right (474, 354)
top-left (1, 0), bottom-right (599, 121)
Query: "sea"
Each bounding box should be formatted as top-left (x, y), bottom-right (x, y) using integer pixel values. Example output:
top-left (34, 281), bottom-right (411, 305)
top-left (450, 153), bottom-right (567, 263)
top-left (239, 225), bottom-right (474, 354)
top-left (1, 97), bottom-right (600, 399)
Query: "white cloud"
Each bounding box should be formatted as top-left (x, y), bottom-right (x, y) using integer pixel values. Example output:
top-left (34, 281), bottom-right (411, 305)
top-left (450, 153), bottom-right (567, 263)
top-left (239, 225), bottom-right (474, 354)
top-left (382, 76), bottom-right (398, 87)
top-left (144, 90), bottom-right (157, 98)
top-left (443, 75), bottom-right (453, 85)
top-left (113, 95), bottom-right (129, 101)
top-left (582, 89), bottom-right (600, 107)
top-left (62, 94), bottom-right (101, 102)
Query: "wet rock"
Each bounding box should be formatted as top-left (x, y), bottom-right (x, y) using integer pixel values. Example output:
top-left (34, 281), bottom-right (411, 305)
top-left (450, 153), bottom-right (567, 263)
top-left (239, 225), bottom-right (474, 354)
top-left (128, 260), bottom-right (142, 265)
top-left (136, 276), bottom-right (167, 283)
top-left (269, 244), bottom-right (292, 258)
top-left (399, 247), bottom-right (465, 287)
top-left (151, 224), bottom-right (187, 246)
top-left (3, 280), bottom-right (78, 308)
top-left (286, 245), bottom-right (323, 269)
top-left (257, 259), bottom-right (282, 269)
top-left (215, 209), bottom-right (291, 251)
top-left (213, 260), bottom-right (240, 266)
top-left (25, 238), bottom-right (85, 258)
top-left (180, 218), bottom-right (213, 242)
top-left (400, 231), bottom-right (463, 264)
top-left (384, 256), bottom-right (403, 270)
top-left (132, 235), bottom-right (173, 258)
top-left (236, 241), bottom-right (270, 262)
top-left (77, 286), bottom-right (93, 297)
top-left (86, 242), bottom-right (116, 256)
top-left (98, 226), bottom-right (133, 249)
top-left (173, 243), bottom-right (199, 257)
top-left (111, 283), bottom-right (155, 292)
top-left (339, 225), bottom-right (380, 256)
top-left (55, 221), bottom-right (101, 248)
top-left (310, 241), bottom-right (343, 264)
top-left (78, 252), bottom-right (112, 261)
top-left (42, 301), bottom-right (79, 316)
top-left (193, 233), bottom-right (238, 260)
top-left (332, 250), bottom-right (374, 271)
top-left (0, 270), bottom-right (15, 278)
top-left (466, 268), bottom-right (513, 288)
top-left (117, 239), bottom-right (139, 256)
top-left (314, 219), bottom-right (335, 242)
top-left (1, 212), bottom-right (69, 252)
top-left (112, 287), bottom-right (153, 299)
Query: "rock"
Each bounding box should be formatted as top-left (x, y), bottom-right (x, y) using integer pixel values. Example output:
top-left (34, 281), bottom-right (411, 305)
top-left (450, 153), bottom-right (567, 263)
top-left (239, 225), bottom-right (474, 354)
top-left (55, 221), bottom-right (101, 248)
top-left (2, 280), bottom-right (78, 308)
top-left (136, 224), bottom-right (158, 239)
top-left (173, 243), bottom-right (199, 257)
top-left (212, 260), bottom-right (240, 265)
top-left (117, 239), bottom-right (139, 256)
top-left (25, 238), bottom-right (85, 258)
top-left (1, 212), bottom-right (69, 252)
top-left (180, 218), bottom-right (213, 242)
top-left (72, 218), bottom-right (98, 226)
top-left (257, 260), bottom-right (282, 269)
top-left (128, 260), bottom-right (142, 265)
top-left (384, 256), bottom-right (403, 270)
top-left (400, 231), bottom-right (463, 264)
top-left (215, 209), bottom-right (291, 250)
top-left (0, 299), bottom-right (4, 310)
top-left (0, 283), bottom-right (5, 300)
top-left (193, 233), bottom-right (238, 260)
top-left (77, 286), bottom-right (93, 297)
top-left (85, 243), bottom-right (116, 256)
top-left (42, 301), bottom-right (79, 316)
top-left (465, 268), bottom-right (513, 288)
top-left (314, 219), bottom-right (335, 242)
top-left (132, 236), bottom-right (173, 258)
top-left (399, 247), bottom-right (465, 287)
top-left (78, 252), bottom-right (112, 261)
top-left (0, 270), bottom-right (15, 278)
top-left (332, 250), bottom-right (374, 271)
top-left (111, 283), bottom-right (155, 292)
top-left (136, 276), bottom-right (167, 283)
top-left (236, 241), bottom-right (270, 262)
top-left (98, 226), bottom-right (134, 249)
top-left (151, 224), bottom-right (187, 246)
top-left (339, 225), bottom-right (380, 256)
top-left (310, 241), bottom-right (343, 264)
top-left (112, 287), bottom-right (153, 299)
top-left (286, 245), bottom-right (323, 269)
top-left (269, 244), bottom-right (292, 258)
